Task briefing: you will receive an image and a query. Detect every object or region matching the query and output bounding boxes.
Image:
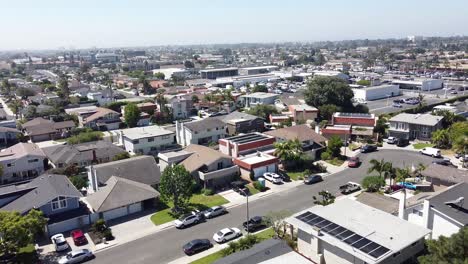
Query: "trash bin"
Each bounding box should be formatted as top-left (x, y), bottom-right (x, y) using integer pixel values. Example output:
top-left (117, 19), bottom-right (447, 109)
top-left (258, 177), bottom-right (266, 188)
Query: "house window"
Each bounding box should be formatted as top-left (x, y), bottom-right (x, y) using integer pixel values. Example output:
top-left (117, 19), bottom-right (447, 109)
top-left (217, 162), bottom-right (223, 170)
top-left (413, 208), bottom-right (423, 217)
top-left (51, 196), bottom-right (67, 211)
top-left (7, 163), bottom-right (14, 167)
top-left (422, 131), bottom-right (428, 137)
top-left (28, 159), bottom-right (39, 163)
top-left (133, 139), bottom-right (139, 144)
top-left (147, 137), bottom-right (154, 142)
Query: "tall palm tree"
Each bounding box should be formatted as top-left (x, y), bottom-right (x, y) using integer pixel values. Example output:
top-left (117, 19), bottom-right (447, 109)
top-left (274, 139), bottom-right (303, 169)
top-left (382, 162), bottom-right (395, 186)
top-left (367, 159), bottom-right (387, 178)
top-left (395, 167), bottom-right (412, 184)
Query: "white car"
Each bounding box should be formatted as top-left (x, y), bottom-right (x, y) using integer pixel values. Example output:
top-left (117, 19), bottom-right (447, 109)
top-left (213, 227), bottom-right (242, 243)
top-left (262, 172), bottom-right (283, 184)
top-left (420, 147), bottom-right (441, 158)
top-left (204, 206), bottom-right (227, 219)
top-left (387, 137), bottom-right (397, 144)
top-left (58, 249), bottom-right (94, 264)
top-left (174, 213), bottom-right (201, 229)
top-left (51, 233), bottom-right (69, 252)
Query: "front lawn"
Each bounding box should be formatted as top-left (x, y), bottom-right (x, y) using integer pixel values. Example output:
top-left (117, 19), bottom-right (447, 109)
top-left (150, 194), bottom-right (229, 226)
top-left (412, 143), bottom-right (434, 149)
top-left (246, 184), bottom-right (260, 195)
top-left (324, 157), bottom-right (345, 166)
top-left (287, 171), bottom-right (306, 181)
top-left (189, 228), bottom-right (275, 264)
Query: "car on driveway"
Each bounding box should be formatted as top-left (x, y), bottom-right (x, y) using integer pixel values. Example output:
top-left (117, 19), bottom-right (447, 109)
top-left (262, 172), bottom-right (283, 184)
top-left (58, 249), bottom-right (93, 264)
top-left (360, 144), bottom-right (377, 153)
top-left (204, 206), bottom-right (227, 219)
top-left (397, 182), bottom-right (417, 190)
top-left (396, 138), bottom-right (409, 147)
top-left (231, 180), bottom-right (250, 196)
top-left (174, 213), bottom-right (201, 229)
top-left (213, 228), bottom-right (242, 243)
top-left (348, 157), bottom-right (360, 168)
top-left (51, 233), bottom-right (69, 252)
top-left (243, 216), bottom-right (265, 232)
top-left (70, 229), bottom-right (87, 246)
top-left (182, 239), bottom-right (212, 256)
top-left (303, 175), bottom-right (323, 185)
top-left (387, 137), bottom-right (397, 144)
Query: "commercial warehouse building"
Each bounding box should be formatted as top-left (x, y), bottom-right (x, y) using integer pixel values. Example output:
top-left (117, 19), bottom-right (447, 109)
top-left (392, 79), bottom-right (443, 91)
top-left (352, 84), bottom-right (400, 101)
top-left (200, 67), bottom-right (239, 79)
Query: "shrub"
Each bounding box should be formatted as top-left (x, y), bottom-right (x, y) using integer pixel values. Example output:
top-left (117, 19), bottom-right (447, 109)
top-left (321, 151), bottom-right (331, 161)
top-left (362, 176), bottom-right (385, 192)
top-left (67, 131), bottom-right (103, 144)
top-left (92, 219), bottom-right (107, 232)
top-left (202, 188), bottom-right (214, 196)
top-left (253, 181), bottom-right (266, 192)
top-left (102, 229), bottom-right (114, 240)
top-left (221, 235), bottom-right (259, 257)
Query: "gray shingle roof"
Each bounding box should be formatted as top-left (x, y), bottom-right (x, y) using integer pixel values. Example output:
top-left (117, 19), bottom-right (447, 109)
top-left (180, 144), bottom-right (231, 173)
top-left (90, 155), bottom-right (161, 186)
top-left (182, 118), bottom-right (225, 133)
top-left (86, 176), bottom-right (159, 212)
top-left (0, 142), bottom-right (46, 161)
top-left (422, 164), bottom-right (468, 184)
top-left (428, 183), bottom-right (468, 225)
top-left (264, 124), bottom-right (327, 144)
top-left (0, 174), bottom-right (82, 214)
top-left (217, 111), bottom-right (260, 124)
top-left (389, 113), bottom-right (443, 126)
top-left (43, 141), bottom-right (126, 165)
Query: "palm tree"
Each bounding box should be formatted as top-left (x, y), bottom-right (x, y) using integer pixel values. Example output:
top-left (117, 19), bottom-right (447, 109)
top-left (413, 163), bottom-right (427, 178)
top-left (395, 167), bottom-right (412, 184)
top-left (274, 139), bottom-right (303, 169)
top-left (431, 129), bottom-right (450, 148)
top-left (382, 162), bottom-right (395, 186)
top-left (367, 159), bottom-right (387, 178)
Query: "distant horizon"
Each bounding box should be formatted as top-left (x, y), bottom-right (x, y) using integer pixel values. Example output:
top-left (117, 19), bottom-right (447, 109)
top-left (1, 0), bottom-right (467, 51)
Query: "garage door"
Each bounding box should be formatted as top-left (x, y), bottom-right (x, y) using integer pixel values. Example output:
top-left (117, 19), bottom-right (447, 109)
top-left (253, 167), bottom-right (266, 177)
top-left (103, 206), bottom-right (128, 221)
top-left (128, 202), bottom-right (142, 214)
top-left (266, 164), bottom-right (277, 173)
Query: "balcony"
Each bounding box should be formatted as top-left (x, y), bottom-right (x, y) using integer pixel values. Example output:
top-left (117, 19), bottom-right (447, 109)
top-left (199, 165), bottom-right (239, 181)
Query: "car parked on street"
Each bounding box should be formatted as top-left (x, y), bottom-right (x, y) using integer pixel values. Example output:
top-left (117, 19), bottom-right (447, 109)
top-left (432, 159), bottom-right (456, 167)
top-left (174, 213), bottom-right (202, 229)
top-left (243, 216), bottom-right (265, 232)
top-left (387, 137), bottom-right (397, 144)
top-left (348, 157), bottom-right (360, 168)
top-left (262, 172), bottom-right (283, 184)
top-left (51, 233), bottom-right (69, 252)
top-left (70, 229), bottom-right (87, 246)
top-left (303, 175), bottom-right (323, 185)
top-left (392, 102), bottom-right (403, 108)
top-left (360, 144), bottom-right (377, 153)
top-left (182, 239), bottom-right (212, 256)
top-left (396, 138), bottom-right (409, 147)
top-left (339, 182), bottom-right (361, 194)
top-left (58, 249), bottom-right (94, 264)
top-left (203, 206), bottom-right (227, 219)
top-left (213, 227), bottom-right (242, 243)
top-left (420, 147), bottom-right (441, 158)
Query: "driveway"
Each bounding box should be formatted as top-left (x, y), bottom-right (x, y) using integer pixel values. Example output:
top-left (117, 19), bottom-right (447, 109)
top-left (89, 150), bottom-right (434, 264)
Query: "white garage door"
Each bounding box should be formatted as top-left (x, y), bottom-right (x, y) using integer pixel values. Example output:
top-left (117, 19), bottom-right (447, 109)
top-left (103, 206), bottom-right (128, 221)
top-left (128, 202), bottom-right (142, 214)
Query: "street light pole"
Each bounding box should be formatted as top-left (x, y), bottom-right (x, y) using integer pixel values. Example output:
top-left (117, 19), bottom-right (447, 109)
top-left (240, 189), bottom-right (250, 235)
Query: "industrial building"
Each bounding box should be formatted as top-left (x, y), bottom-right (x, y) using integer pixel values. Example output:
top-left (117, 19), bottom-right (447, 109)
top-left (239, 65), bottom-right (278, 75)
top-left (392, 79), bottom-right (443, 91)
top-left (352, 84), bottom-right (400, 101)
top-left (200, 67), bottom-right (239, 79)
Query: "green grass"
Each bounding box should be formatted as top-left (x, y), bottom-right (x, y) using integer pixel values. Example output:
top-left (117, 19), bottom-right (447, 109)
top-left (286, 171), bottom-right (305, 181)
top-left (412, 143), bottom-right (434, 149)
top-left (325, 158), bottom-right (345, 166)
top-left (189, 228), bottom-right (275, 264)
top-left (246, 184), bottom-right (260, 195)
top-left (150, 194), bottom-right (229, 226)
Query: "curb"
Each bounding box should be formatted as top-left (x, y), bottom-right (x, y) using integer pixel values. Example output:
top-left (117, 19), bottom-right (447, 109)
top-left (94, 242), bottom-right (120, 253)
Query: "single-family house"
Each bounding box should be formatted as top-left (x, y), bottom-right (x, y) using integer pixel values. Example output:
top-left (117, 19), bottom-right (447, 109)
top-left (322, 112), bottom-right (377, 141)
top-left (420, 164), bottom-right (468, 187)
top-left (288, 104), bottom-right (319, 123)
top-left (42, 140), bottom-right (127, 168)
top-left (175, 118), bottom-right (226, 147)
top-left (388, 113), bottom-right (443, 141)
top-left (120, 125), bottom-right (176, 155)
top-left (0, 126), bottom-right (21, 148)
top-left (165, 94), bottom-right (194, 119)
top-left (0, 143), bottom-right (47, 184)
top-left (217, 111), bottom-right (264, 136)
top-left (238, 92), bottom-right (279, 108)
top-left (287, 199), bottom-right (431, 264)
top-left (81, 107), bottom-right (122, 131)
top-left (87, 155), bottom-right (161, 193)
top-left (22, 117), bottom-right (75, 142)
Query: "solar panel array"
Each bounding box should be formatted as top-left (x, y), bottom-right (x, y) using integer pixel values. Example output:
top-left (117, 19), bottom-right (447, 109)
top-left (296, 211), bottom-right (390, 259)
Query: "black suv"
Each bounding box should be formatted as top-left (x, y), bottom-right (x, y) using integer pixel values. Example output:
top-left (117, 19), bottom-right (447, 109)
top-left (360, 144), bottom-right (377, 153)
top-left (243, 216), bottom-right (265, 232)
top-left (396, 138), bottom-right (409, 147)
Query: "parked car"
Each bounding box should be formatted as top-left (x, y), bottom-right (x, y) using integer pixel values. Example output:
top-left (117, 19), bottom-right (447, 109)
top-left (389, 185), bottom-right (404, 192)
top-left (450, 90), bottom-right (458, 94)
top-left (397, 182), bottom-right (417, 190)
top-left (387, 137), bottom-right (397, 144)
top-left (339, 182), bottom-right (361, 195)
top-left (174, 213), bottom-right (202, 229)
top-left (392, 103), bottom-right (403, 108)
top-left (51, 234), bottom-right (69, 252)
top-left (393, 99), bottom-right (405, 104)
top-left (360, 145), bottom-right (378, 153)
top-left (432, 159), bottom-right (456, 167)
top-left (58, 249), bottom-right (93, 264)
top-left (396, 138), bottom-right (409, 147)
top-left (230, 180), bottom-right (249, 196)
top-left (304, 175), bottom-right (323, 185)
top-left (420, 147), bottom-right (442, 158)
top-left (277, 171), bottom-right (290, 182)
top-left (204, 206), bottom-right (227, 219)
top-left (243, 216), bottom-right (265, 232)
top-left (70, 229), bottom-right (87, 246)
top-left (348, 157), bottom-right (360, 168)
top-left (182, 239), bottom-right (212, 256)
top-left (262, 172), bottom-right (283, 184)
top-left (213, 227), bottom-right (242, 243)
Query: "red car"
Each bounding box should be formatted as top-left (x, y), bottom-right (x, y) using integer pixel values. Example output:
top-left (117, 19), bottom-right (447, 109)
top-left (70, 229), bottom-right (88, 246)
top-left (348, 157), bottom-right (360, 168)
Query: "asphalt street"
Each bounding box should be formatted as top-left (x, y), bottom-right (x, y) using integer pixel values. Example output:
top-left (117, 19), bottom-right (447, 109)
top-left (89, 150), bottom-right (435, 264)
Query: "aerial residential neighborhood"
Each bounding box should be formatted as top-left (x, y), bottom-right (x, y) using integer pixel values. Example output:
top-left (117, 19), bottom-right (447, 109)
top-left (0, 1), bottom-right (467, 264)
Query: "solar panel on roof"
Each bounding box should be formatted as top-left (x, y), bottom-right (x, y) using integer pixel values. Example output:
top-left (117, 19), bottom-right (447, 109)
top-left (336, 230), bottom-right (355, 240)
top-left (343, 234), bottom-right (364, 245)
top-left (369, 246), bottom-right (390, 258)
top-left (316, 220), bottom-right (332, 228)
top-left (327, 226), bottom-right (347, 236)
top-left (322, 223), bottom-right (339, 232)
top-left (352, 238), bottom-right (372, 249)
top-left (296, 212), bottom-right (312, 220)
top-left (360, 242), bottom-right (380, 253)
top-left (307, 216), bottom-right (325, 225)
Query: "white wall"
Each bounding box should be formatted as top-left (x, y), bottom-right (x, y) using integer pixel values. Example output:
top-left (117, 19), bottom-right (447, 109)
top-left (123, 133), bottom-right (174, 155)
top-left (431, 210), bottom-right (462, 239)
top-left (0, 154), bottom-right (45, 183)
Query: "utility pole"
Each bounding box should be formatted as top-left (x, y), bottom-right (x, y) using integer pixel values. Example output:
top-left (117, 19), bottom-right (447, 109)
top-left (240, 189), bottom-right (250, 235)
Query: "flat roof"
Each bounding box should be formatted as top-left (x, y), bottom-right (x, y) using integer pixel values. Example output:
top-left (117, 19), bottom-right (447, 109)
top-left (241, 65), bottom-right (278, 70)
top-left (200, 67), bottom-right (238, 73)
top-left (353, 84), bottom-right (399, 91)
top-left (239, 153), bottom-right (276, 164)
top-left (335, 112), bottom-right (375, 119)
top-left (224, 133), bottom-right (272, 145)
top-left (121, 125), bottom-right (174, 140)
top-left (241, 92), bottom-right (279, 99)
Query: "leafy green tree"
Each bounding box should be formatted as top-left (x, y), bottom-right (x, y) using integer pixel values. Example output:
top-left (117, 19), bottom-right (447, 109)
top-left (362, 176), bottom-right (385, 192)
top-left (449, 121), bottom-right (468, 144)
top-left (356, 79), bottom-right (371, 86)
top-left (367, 158), bottom-right (388, 178)
top-left (354, 104), bottom-right (369, 113)
top-left (374, 118), bottom-right (388, 137)
top-left (154, 72), bottom-right (165, 80)
top-left (264, 210), bottom-right (290, 239)
top-left (184, 61), bottom-right (194, 68)
top-left (433, 109), bottom-right (466, 129)
top-left (112, 152), bottom-right (130, 161)
top-left (251, 85), bottom-right (268, 93)
top-left (69, 175), bottom-right (88, 190)
top-left (246, 104), bottom-right (278, 120)
top-left (58, 76), bottom-right (70, 99)
top-left (66, 131), bottom-right (103, 144)
top-left (313, 190), bottom-right (335, 206)
top-left (0, 210), bottom-right (47, 256)
top-left (159, 164), bottom-right (193, 213)
top-left (318, 104), bottom-right (339, 121)
top-left (432, 129), bottom-right (451, 149)
top-left (124, 103), bottom-right (141, 128)
top-left (274, 139), bottom-right (303, 169)
top-left (395, 167), bottom-right (411, 183)
top-left (191, 95), bottom-right (199, 104)
top-left (418, 227), bottom-right (468, 264)
top-left (304, 76), bottom-right (354, 111)
top-left (327, 136), bottom-right (343, 158)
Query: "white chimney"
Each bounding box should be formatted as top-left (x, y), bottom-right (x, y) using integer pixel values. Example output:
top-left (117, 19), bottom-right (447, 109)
top-left (315, 125), bottom-right (320, 134)
top-left (398, 189), bottom-right (407, 220)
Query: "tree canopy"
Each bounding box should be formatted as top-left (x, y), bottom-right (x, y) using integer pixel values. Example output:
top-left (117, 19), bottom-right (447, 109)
top-left (274, 139), bottom-right (303, 169)
top-left (124, 103), bottom-right (141, 128)
top-left (304, 76), bottom-right (354, 111)
top-left (251, 85), bottom-right (268, 93)
top-left (418, 227), bottom-right (468, 264)
top-left (159, 164), bottom-right (193, 213)
top-left (246, 104), bottom-right (278, 120)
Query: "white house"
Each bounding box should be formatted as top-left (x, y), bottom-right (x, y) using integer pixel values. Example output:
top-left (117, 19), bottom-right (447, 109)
top-left (287, 199), bottom-right (431, 264)
top-left (120, 126), bottom-right (176, 155)
top-left (238, 92), bottom-right (279, 108)
top-left (175, 118), bottom-right (226, 147)
top-left (0, 143), bottom-right (47, 184)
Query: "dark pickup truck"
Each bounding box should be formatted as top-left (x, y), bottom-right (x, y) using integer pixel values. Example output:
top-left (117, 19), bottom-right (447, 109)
top-left (339, 182), bottom-right (362, 195)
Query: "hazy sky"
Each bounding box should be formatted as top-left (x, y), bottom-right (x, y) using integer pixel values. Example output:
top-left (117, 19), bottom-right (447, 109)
top-left (1, 0), bottom-right (467, 50)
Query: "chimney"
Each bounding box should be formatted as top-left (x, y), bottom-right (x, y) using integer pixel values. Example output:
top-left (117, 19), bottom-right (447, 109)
top-left (315, 125), bottom-right (320, 134)
top-left (398, 188), bottom-right (407, 220)
top-left (234, 143), bottom-right (239, 158)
